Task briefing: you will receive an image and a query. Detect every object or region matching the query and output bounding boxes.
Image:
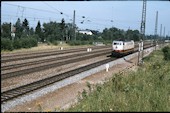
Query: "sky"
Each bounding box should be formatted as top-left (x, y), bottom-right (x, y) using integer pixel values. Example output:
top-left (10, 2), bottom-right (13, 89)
top-left (1, 1), bottom-right (170, 36)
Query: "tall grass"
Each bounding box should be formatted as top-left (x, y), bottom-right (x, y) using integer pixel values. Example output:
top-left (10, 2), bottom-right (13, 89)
top-left (65, 50), bottom-right (170, 112)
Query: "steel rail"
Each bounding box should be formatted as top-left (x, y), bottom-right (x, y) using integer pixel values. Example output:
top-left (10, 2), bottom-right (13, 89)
top-left (2, 50), bottom-right (112, 80)
top-left (1, 57), bottom-right (114, 103)
top-left (1, 45), bottom-right (110, 63)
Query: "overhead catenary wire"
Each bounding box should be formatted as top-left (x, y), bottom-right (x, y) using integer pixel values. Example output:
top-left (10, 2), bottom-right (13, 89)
top-left (2, 3), bottom-right (143, 32)
top-left (3, 3), bottom-right (141, 24)
top-left (3, 3), bottom-right (63, 16)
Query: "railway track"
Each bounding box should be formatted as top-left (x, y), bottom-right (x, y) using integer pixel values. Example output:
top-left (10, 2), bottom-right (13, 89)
top-left (1, 45), bottom-right (110, 63)
top-left (1, 57), bottom-right (115, 103)
top-left (1, 47), bottom-right (111, 71)
top-left (1, 49), bottom-right (112, 80)
top-left (1, 43), bottom-right (154, 80)
top-left (1, 41), bottom-right (152, 63)
top-left (1, 43), bottom-right (157, 103)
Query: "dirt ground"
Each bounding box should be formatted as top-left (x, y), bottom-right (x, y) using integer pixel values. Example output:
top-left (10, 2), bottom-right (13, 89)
top-left (6, 56), bottom-right (139, 112)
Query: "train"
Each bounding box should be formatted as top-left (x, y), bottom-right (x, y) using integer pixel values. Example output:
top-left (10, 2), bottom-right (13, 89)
top-left (112, 40), bottom-right (135, 57)
top-left (165, 40), bottom-right (170, 43)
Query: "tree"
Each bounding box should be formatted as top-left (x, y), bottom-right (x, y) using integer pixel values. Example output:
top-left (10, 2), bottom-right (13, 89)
top-left (65, 23), bottom-right (74, 41)
top-left (126, 29), bottom-right (133, 40)
top-left (1, 22), bottom-right (11, 39)
top-left (14, 18), bottom-right (23, 38)
top-left (29, 27), bottom-right (34, 35)
top-left (133, 30), bottom-right (140, 41)
top-left (43, 21), bottom-right (61, 42)
top-left (35, 21), bottom-right (43, 42)
top-left (60, 18), bottom-right (66, 41)
top-left (126, 29), bottom-right (140, 41)
top-left (35, 21), bottom-right (41, 34)
top-left (102, 27), bottom-right (124, 41)
top-left (22, 18), bottom-right (29, 35)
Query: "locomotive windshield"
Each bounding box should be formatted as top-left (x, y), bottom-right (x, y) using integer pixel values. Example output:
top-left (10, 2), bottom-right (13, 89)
top-left (113, 42), bottom-right (121, 45)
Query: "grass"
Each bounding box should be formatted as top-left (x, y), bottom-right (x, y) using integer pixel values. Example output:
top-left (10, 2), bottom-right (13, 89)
top-left (64, 49), bottom-right (170, 112)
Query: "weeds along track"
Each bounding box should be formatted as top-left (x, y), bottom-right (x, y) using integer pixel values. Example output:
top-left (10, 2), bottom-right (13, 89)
top-left (1, 57), bottom-right (114, 103)
top-left (1, 48), bottom-right (112, 80)
top-left (1, 45), bottom-right (110, 63)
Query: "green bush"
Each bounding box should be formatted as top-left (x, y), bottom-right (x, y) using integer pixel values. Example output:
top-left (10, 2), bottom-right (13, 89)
top-left (13, 39), bottom-right (22, 49)
top-left (32, 34), bottom-right (39, 42)
top-left (66, 40), bottom-right (80, 45)
top-left (52, 41), bottom-right (59, 46)
top-left (29, 37), bottom-right (38, 47)
top-left (47, 34), bottom-right (56, 43)
top-left (20, 38), bottom-right (31, 48)
top-left (1, 38), bottom-right (13, 51)
top-left (1, 36), bottom-right (38, 51)
top-left (20, 37), bottom-right (38, 48)
top-left (67, 40), bottom-right (93, 46)
top-left (47, 41), bottom-right (51, 45)
top-left (162, 46), bottom-right (170, 60)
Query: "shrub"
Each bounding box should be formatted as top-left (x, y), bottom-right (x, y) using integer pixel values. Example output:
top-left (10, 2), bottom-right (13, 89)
top-left (32, 34), bottom-right (39, 42)
top-left (52, 41), bottom-right (59, 46)
top-left (20, 38), bottom-right (31, 48)
top-left (13, 39), bottom-right (22, 49)
top-left (162, 46), bottom-right (170, 60)
top-left (47, 35), bottom-right (56, 43)
top-left (66, 40), bottom-right (80, 45)
top-left (20, 37), bottom-right (38, 48)
top-left (1, 38), bottom-right (13, 51)
top-left (66, 40), bottom-right (93, 46)
top-left (29, 37), bottom-right (38, 47)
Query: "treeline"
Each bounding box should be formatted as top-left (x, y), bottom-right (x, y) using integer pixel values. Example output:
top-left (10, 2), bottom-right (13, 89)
top-left (2, 17), bottom-right (167, 51)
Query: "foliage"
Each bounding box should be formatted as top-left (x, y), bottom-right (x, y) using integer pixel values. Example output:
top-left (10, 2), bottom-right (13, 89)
top-left (20, 37), bottom-right (38, 48)
top-left (1, 22), bottom-right (12, 39)
top-left (1, 17), bottom-right (164, 52)
top-left (101, 27), bottom-right (141, 41)
top-left (35, 21), bottom-right (43, 42)
top-left (22, 18), bottom-right (29, 35)
top-left (51, 41), bottom-right (59, 46)
top-left (43, 21), bottom-right (60, 41)
top-left (29, 27), bottom-right (35, 35)
top-left (59, 18), bottom-right (66, 41)
top-left (1, 18), bottom-right (141, 45)
top-left (14, 18), bottom-right (23, 38)
top-left (66, 40), bottom-right (92, 46)
top-left (1, 36), bottom-right (38, 51)
top-left (126, 29), bottom-right (140, 41)
top-left (1, 38), bottom-right (13, 51)
top-left (13, 39), bottom-right (22, 49)
top-left (162, 46), bottom-right (170, 61)
top-left (102, 27), bottom-right (125, 41)
top-left (65, 50), bottom-right (170, 112)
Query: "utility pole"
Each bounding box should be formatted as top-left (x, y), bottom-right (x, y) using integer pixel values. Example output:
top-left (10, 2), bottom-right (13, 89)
top-left (139, 0), bottom-right (146, 65)
top-left (10, 18), bottom-right (15, 41)
top-left (163, 26), bottom-right (165, 38)
top-left (73, 10), bottom-right (76, 41)
top-left (154, 11), bottom-right (158, 50)
top-left (160, 24), bottom-right (162, 46)
top-left (160, 24), bottom-right (162, 39)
